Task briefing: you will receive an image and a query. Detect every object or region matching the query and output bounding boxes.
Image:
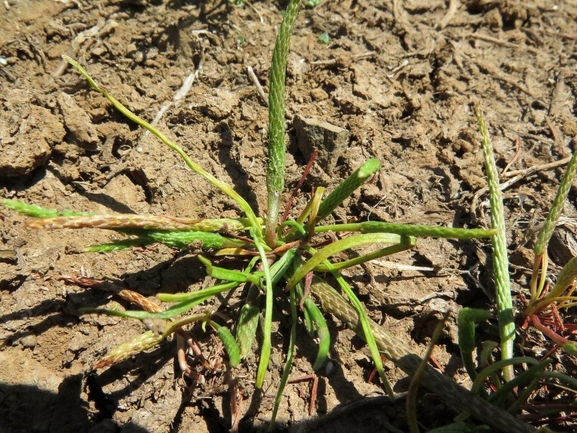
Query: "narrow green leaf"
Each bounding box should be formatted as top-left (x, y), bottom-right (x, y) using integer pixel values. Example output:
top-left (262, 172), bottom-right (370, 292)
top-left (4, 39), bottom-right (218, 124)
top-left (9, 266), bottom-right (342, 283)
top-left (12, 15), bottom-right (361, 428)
top-left (543, 255), bottom-right (577, 306)
top-left (302, 297), bottom-right (330, 371)
top-left (157, 281), bottom-right (239, 302)
top-left (312, 240), bottom-right (414, 272)
top-left (561, 340), bottom-right (577, 356)
top-left (2, 199), bottom-right (88, 218)
top-left (458, 308), bottom-right (492, 354)
top-left (198, 255), bottom-right (254, 283)
top-left (457, 308), bottom-right (492, 381)
top-left (86, 239), bottom-right (150, 252)
top-left (486, 360), bottom-right (551, 406)
top-left (471, 357), bottom-right (540, 396)
top-left (213, 323), bottom-right (241, 367)
top-left (236, 304), bottom-right (260, 359)
top-left (286, 233), bottom-right (402, 290)
top-left (254, 235), bottom-right (274, 388)
top-left (80, 294), bottom-right (209, 320)
top-left (317, 269), bottom-right (395, 399)
top-left (317, 158), bottom-right (381, 220)
top-left (271, 283), bottom-right (298, 426)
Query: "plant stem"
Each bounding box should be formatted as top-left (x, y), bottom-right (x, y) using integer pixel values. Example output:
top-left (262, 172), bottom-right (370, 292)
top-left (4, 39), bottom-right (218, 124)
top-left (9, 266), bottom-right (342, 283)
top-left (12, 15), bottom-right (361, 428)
top-left (475, 104), bottom-right (515, 382)
top-left (530, 143), bottom-right (577, 300)
top-left (533, 145), bottom-right (577, 258)
top-left (265, 0), bottom-right (301, 247)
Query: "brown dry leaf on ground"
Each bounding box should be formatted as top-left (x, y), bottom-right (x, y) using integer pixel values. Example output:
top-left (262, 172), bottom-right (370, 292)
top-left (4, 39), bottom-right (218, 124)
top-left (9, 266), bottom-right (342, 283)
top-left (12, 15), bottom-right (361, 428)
top-left (1, 0), bottom-right (577, 432)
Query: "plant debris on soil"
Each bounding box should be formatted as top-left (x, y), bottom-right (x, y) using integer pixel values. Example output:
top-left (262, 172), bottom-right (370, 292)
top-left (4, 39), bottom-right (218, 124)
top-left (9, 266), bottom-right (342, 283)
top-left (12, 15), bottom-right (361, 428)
top-left (1, 1), bottom-right (577, 432)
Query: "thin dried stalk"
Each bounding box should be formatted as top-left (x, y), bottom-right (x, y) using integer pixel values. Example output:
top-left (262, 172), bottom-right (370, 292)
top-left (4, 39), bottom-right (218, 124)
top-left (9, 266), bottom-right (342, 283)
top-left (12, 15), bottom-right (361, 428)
top-left (26, 214), bottom-right (251, 232)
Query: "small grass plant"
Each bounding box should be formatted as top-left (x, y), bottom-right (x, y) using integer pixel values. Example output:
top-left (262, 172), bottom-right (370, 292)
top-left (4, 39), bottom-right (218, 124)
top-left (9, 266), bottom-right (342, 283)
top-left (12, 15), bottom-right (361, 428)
top-left (452, 107), bottom-right (577, 431)
top-left (4, 1), bottom-right (577, 431)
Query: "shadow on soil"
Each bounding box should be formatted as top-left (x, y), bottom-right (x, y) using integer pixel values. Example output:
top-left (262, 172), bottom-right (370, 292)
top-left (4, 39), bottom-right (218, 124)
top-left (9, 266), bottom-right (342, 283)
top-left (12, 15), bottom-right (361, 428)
top-left (0, 375), bottom-right (451, 433)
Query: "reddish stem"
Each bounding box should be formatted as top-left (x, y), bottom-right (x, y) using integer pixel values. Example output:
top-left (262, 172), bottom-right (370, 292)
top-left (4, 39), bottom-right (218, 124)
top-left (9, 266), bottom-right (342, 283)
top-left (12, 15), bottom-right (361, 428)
top-left (531, 314), bottom-right (568, 347)
top-left (281, 150), bottom-right (318, 224)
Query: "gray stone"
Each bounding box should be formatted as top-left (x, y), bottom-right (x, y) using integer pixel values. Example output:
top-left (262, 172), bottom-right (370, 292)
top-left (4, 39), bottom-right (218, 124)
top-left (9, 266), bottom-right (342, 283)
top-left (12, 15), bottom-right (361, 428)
top-left (294, 115), bottom-right (350, 173)
top-left (20, 334), bottom-right (37, 349)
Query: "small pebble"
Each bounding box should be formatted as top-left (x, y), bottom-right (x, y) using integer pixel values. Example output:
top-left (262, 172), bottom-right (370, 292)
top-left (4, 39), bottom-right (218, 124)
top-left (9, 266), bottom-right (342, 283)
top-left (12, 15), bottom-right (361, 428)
top-left (20, 334), bottom-right (37, 349)
top-left (310, 87), bottom-right (328, 101)
top-left (325, 360), bottom-right (334, 375)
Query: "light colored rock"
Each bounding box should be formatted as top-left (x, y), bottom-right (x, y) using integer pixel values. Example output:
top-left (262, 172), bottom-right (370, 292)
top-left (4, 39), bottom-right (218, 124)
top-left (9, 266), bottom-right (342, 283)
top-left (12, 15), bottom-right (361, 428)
top-left (294, 115), bottom-right (350, 173)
